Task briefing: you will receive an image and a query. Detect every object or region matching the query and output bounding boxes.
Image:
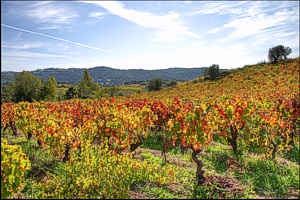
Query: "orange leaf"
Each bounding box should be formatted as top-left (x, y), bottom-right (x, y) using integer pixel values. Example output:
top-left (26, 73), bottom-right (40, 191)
top-left (193, 142), bottom-right (202, 150)
top-left (171, 141), bottom-right (175, 146)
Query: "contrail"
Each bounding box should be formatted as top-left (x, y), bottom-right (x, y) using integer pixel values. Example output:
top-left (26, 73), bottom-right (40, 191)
top-left (1, 24), bottom-right (114, 54)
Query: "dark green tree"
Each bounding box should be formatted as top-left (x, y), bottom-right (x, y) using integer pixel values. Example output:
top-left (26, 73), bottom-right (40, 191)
top-left (89, 84), bottom-right (107, 99)
top-left (1, 82), bottom-right (16, 103)
top-left (166, 80), bottom-right (177, 87)
top-left (40, 76), bottom-right (58, 102)
top-left (57, 89), bottom-right (65, 102)
top-left (106, 86), bottom-right (120, 97)
top-left (148, 78), bottom-right (163, 91)
top-left (203, 64), bottom-right (220, 81)
top-left (14, 71), bottom-right (43, 102)
top-left (268, 45), bottom-right (292, 64)
top-left (64, 86), bottom-right (77, 100)
top-left (78, 69), bottom-right (94, 98)
top-left (77, 69), bottom-right (104, 99)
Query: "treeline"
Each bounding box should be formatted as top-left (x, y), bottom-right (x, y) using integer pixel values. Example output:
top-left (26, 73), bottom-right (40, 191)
top-left (1, 68), bottom-right (186, 103)
top-left (1, 69), bottom-right (107, 103)
top-left (1, 66), bottom-right (208, 86)
top-left (1, 72), bottom-right (58, 103)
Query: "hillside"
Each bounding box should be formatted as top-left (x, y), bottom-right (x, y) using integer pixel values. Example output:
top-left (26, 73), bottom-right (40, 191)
top-left (1, 66), bottom-right (207, 86)
top-left (129, 58), bottom-right (299, 102)
top-left (1, 58), bottom-right (299, 199)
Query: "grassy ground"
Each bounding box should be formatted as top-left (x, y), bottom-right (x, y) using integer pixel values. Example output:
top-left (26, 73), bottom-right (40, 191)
top-left (116, 84), bottom-right (147, 96)
top-left (2, 131), bottom-right (299, 199)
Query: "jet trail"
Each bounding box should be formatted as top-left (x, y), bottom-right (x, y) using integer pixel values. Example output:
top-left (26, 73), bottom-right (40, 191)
top-left (1, 24), bottom-right (114, 54)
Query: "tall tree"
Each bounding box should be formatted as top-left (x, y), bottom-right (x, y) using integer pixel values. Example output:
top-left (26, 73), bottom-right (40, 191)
top-left (268, 45), bottom-right (292, 64)
top-left (78, 69), bottom-right (93, 98)
top-left (77, 69), bottom-right (103, 99)
top-left (148, 78), bottom-right (163, 91)
top-left (14, 71), bottom-right (43, 102)
top-left (41, 76), bottom-right (58, 102)
top-left (203, 64), bottom-right (220, 81)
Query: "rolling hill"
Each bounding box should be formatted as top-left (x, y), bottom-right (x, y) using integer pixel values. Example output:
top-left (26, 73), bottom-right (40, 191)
top-left (1, 66), bottom-right (208, 86)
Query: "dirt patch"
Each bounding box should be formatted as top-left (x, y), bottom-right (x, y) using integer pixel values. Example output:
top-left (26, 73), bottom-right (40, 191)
top-left (253, 193), bottom-right (276, 199)
top-left (166, 181), bottom-right (191, 196)
top-left (203, 175), bottom-right (244, 199)
top-left (12, 194), bottom-right (25, 199)
top-left (128, 191), bottom-right (152, 199)
top-left (136, 148), bottom-right (163, 157)
top-left (210, 141), bottom-right (231, 149)
top-left (275, 156), bottom-right (299, 168)
top-left (284, 189), bottom-right (300, 199)
top-left (251, 190), bottom-right (299, 199)
top-left (224, 156), bottom-right (245, 174)
top-left (28, 161), bottom-right (56, 183)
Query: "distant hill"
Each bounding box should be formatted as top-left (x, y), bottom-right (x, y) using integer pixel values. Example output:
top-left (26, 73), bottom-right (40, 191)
top-left (1, 66), bottom-right (208, 86)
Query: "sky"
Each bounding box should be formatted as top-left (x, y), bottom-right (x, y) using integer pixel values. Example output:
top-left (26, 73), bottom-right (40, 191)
top-left (1, 1), bottom-right (299, 72)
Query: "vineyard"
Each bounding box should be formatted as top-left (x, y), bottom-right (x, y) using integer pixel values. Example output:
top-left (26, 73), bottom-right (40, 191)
top-left (1, 58), bottom-right (299, 199)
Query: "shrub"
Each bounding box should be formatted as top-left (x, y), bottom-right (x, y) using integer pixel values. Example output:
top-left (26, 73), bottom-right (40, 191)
top-left (1, 138), bottom-right (31, 199)
top-left (33, 141), bottom-right (177, 198)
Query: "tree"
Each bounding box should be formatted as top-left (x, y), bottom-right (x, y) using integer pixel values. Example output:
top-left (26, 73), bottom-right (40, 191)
top-left (148, 78), bottom-right (163, 91)
top-left (165, 80), bottom-right (177, 87)
top-left (203, 64), bottom-right (220, 81)
top-left (40, 76), bottom-right (58, 102)
top-left (106, 86), bottom-right (120, 97)
top-left (268, 45), bottom-right (292, 64)
top-left (1, 82), bottom-right (15, 103)
top-left (77, 69), bottom-right (104, 99)
top-left (14, 71), bottom-right (43, 102)
top-left (89, 87), bottom-right (107, 100)
top-left (57, 89), bottom-right (65, 102)
top-left (78, 69), bottom-right (94, 98)
top-left (64, 86), bottom-right (77, 100)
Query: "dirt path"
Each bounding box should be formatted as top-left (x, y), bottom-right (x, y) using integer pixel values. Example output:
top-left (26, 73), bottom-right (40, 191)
top-left (131, 147), bottom-right (247, 199)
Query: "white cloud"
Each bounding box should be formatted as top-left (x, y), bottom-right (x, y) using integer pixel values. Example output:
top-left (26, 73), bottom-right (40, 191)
top-left (151, 30), bottom-right (187, 42)
top-left (187, 1), bottom-right (246, 16)
top-left (190, 1), bottom-right (299, 44)
top-left (2, 41), bottom-right (45, 50)
top-left (24, 2), bottom-right (78, 29)
top-left (187, 41), bottom-right (206, 48)
top-left (206, 27), bottom-right (222, 34)
top-left (82, 1), bottom-right (198, 42)
top-left (164, 43), bottom-right (254, 69)
top-left (221, 9), bottom-right (297, 41)
top-left (1, 50), bottom-right (69, 72)
top-left (2, 50), bottom-right (67, 59)
top-left (30, 1), bottom-right (52, 7)
top-left (38, 25), bottom-right (61, 30)
top-left (91, 42), bottom-right (254, 70)
top-left (89, 12), bottom-right (106, 18)
top-left (13, 32), bottom-right (22, 41)
top-left (1, 50), bottom-right (108, 72)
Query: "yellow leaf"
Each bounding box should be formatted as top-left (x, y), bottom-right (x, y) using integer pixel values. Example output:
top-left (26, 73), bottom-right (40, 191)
top-left (201, 103), bottom-right (207, 111)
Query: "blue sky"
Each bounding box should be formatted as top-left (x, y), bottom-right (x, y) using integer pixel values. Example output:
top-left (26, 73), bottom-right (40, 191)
top-left (1, 1), bottom-right (299, 72)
